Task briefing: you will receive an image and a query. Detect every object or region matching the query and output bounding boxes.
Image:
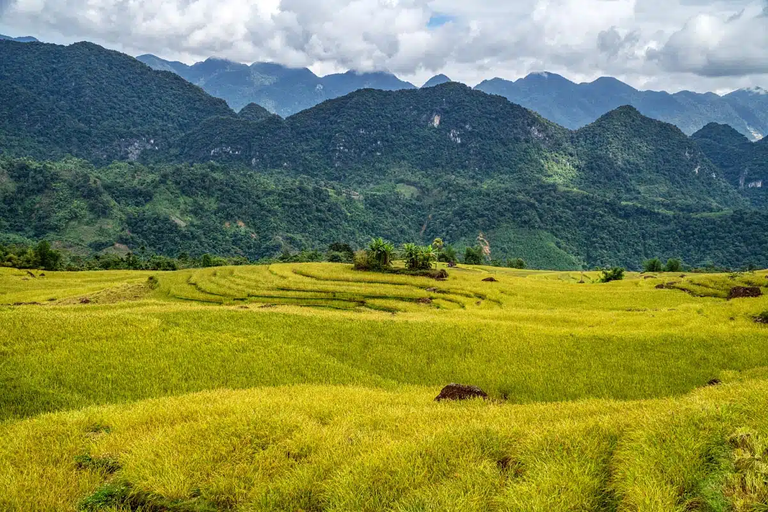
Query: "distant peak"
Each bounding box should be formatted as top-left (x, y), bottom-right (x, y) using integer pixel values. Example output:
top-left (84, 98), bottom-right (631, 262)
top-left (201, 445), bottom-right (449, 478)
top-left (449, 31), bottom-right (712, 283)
top-left (238, 103), bottom-right (274, 122)
top-left (422, 74), bottom-right (452, 88)
top-left (742, 86), bottom-right (767, 95)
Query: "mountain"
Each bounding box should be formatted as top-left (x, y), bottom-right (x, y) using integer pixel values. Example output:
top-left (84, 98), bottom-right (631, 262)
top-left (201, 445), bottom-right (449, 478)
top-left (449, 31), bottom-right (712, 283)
top-left (574, 107), bottom-right (744, 212)
top-left (476, 73), bottom-right (767, 141)
top-left (0, 41), bottom-right (233, 162)
top-left (3, 41), bottom-right (768, 269)
top-left (723, 88), bottom-right (768, 141)
top-left (692, 123), bottom-right (768, 206)
top-left (238, 103), bottom-right (276, 122)
top-left (165, 82), bottom-right (570, 184)
top-left (165, 83), bottom-right (742, 212)
top-left (422, 74), bottom-right (452, 88)
top-left (0, 35), bottom-right (38, 43)
top-left (137, 55), bottom-right (415, 116)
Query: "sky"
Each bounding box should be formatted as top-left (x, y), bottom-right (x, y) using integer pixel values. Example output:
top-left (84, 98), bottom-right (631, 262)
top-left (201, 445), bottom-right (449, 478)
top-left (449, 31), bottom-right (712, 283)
top-left (1, 0), bottom-right (767, 93)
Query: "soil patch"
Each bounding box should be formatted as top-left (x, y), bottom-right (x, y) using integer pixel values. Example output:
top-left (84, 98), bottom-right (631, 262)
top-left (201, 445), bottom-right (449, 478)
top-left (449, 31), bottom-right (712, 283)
top-left (435, 383), bottom-right (488, 402)
top-left (727, 287), bottom-right (763, 300)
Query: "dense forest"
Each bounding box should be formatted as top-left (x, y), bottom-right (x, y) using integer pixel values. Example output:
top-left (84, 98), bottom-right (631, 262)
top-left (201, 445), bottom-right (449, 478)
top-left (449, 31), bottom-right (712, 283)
top-left (1, 40), bottom-right (768, 270)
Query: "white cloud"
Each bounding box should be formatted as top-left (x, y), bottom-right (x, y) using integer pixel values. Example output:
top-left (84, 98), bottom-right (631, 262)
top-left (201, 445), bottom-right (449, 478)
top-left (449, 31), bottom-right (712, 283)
top-left (0, 0), bottom-right (766, 92)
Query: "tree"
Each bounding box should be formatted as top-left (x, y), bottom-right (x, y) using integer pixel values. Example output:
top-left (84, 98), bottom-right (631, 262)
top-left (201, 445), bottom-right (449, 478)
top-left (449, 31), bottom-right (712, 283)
top-left (439, 245), bottom-right (458, 264)
top-left (368, 238), bottom-right (394, 270)
top-left (643, 258), bottom-right (664, 273)
top-left (34, 240), bottom-right (61, 271)
top-left (464, 246), bottom-right (483, 265)
top-left (600, 267), bottom-right (625, 283)
top-left (507, 258), bottom-right (526, 269)
top-left (403, 243), bottom-right (436, 271)
top-left (664, 258), bottom-right (682, 273)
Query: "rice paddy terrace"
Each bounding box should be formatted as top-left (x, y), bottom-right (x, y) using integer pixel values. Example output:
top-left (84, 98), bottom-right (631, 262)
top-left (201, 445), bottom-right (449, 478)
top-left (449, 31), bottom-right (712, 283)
top-left (2, 263), bottom-right (768, 511)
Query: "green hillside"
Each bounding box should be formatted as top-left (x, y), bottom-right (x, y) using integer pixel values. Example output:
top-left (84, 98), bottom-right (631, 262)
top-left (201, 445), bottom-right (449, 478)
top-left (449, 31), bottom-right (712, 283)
top-left (0, 40), bottom-right (233, 162)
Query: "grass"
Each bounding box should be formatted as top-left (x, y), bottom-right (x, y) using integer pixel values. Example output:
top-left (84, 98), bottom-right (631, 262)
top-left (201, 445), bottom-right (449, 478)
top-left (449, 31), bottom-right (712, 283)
top-left (1, 263), bottom-right (768, 510)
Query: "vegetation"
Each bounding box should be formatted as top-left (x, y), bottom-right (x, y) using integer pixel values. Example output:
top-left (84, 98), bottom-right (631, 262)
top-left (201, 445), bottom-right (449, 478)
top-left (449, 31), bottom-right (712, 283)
top-left (1, 263), bottom-right (768, 510)
top-left (0, 40), bottom-right (232, 162)
top-left (2, 41), bottom-right (768, 269)
top-left (643, 257), bottom-right (664, 273)
top-left (600, 267), bottom-right (625, 282)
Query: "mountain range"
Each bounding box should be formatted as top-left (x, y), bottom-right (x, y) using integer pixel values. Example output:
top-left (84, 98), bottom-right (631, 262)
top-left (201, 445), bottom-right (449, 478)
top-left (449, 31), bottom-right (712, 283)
top-left (137, 54), bottom-right (416, 116)
top-left (139, 54), bottom-right (768, 141)
top-left (476, 73), bottom-right (768, 141)
top-left (1, 39), bottom-right (768, 269)
top-left (0, 34), bottom-right (38, 43)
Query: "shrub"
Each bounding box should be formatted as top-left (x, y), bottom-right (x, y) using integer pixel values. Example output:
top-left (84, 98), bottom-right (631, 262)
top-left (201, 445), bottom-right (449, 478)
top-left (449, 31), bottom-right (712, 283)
top-left (600, 267), bottom-right (625, 283)
top-left (507, 258), bottom-right (526, 269)
top-left (352, 250), bottom-right (371, 270)
top-left (643, 258), bottom-right (664, 273)
top-left (665, 258), bottom-right (682, 273)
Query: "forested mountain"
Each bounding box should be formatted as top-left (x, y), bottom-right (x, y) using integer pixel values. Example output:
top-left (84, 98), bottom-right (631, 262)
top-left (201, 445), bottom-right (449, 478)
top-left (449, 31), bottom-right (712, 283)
top-left (162, 83), bottom-right (742, 212)
top-left (2, 40), bottom-right (768, 269)
top-left (0, 40), bottom-right (233, 162)
top-left (692, 123), bottom-right (768, 206)
top-left (137, 54), bottom-right (415, 115)
top-left (574, 106), bottom-right (745, 212)
top-left (475, 73), bottom-right (768, 140)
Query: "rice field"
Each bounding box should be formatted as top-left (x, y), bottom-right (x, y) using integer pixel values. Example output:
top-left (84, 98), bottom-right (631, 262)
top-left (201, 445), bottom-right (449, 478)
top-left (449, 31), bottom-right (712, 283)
top-left (1, 263), bottom-right (768, 511)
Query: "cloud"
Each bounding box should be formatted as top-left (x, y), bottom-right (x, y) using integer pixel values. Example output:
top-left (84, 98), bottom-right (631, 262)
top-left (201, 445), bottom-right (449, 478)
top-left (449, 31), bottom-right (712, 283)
top-left (0, 0), bottom-right (767, 91)
top-left (650, 3), bottom-right (768, 77)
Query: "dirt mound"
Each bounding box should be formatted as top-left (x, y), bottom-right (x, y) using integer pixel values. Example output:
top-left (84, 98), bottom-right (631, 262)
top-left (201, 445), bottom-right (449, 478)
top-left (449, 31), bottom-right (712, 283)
top-left (434, 384), bottom-right (488, 402)
top-left (417, 297), bottom-right (433, 305)
top-left (482, 277), bottom-right (498, 282)
top-left (727, 287), bottom-right (763, 300)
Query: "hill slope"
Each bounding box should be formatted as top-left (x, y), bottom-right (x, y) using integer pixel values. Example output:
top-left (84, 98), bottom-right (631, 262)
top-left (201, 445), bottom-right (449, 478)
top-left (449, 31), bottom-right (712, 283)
top-left (0, 41), bottom-right (233, 162)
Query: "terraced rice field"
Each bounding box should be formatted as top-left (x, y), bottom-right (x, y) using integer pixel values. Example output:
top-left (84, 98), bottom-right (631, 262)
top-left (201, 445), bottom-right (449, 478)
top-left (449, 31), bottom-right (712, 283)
top-left (1, 263), bottom-right (768, 511)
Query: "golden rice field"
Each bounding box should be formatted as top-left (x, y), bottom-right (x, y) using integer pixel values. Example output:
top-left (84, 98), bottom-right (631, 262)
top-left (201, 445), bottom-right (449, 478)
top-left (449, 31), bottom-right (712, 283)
top-left (1, 263), bottom-right (768, 511)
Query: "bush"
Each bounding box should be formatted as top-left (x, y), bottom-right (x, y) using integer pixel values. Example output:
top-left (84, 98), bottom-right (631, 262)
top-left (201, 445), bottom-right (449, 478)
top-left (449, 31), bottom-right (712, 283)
top-left (600, 267), bottom-right (625, 283)
top-left (352, 250), bottom-right (371, 271)
top-left (665, 258), bottom-right (682, 273)
top-left (643, 258), bottom-right (664, 273)
top-left (402, 243), bottom-right (436, 271)
top-left (507, 258), bottom-right (526, 269)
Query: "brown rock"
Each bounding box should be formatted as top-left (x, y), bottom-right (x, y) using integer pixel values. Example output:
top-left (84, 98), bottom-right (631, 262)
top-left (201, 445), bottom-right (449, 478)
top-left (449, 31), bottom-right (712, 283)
top-left (435, 383), bottom-right (488, 402)
top-left (482, 277), bottom-right (498, 282)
